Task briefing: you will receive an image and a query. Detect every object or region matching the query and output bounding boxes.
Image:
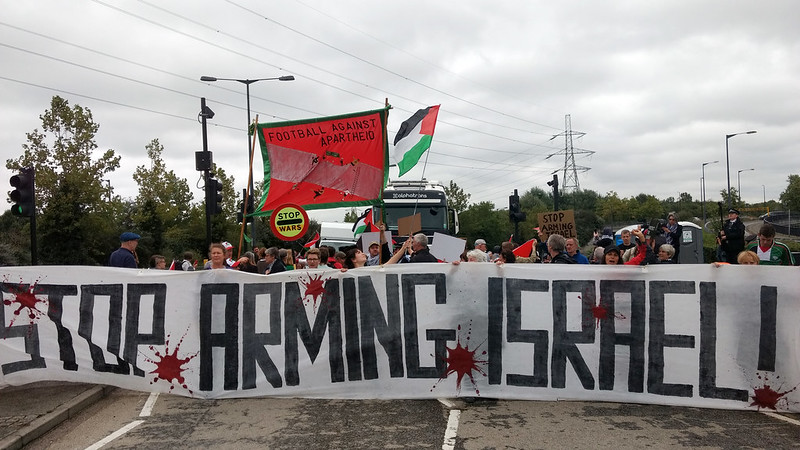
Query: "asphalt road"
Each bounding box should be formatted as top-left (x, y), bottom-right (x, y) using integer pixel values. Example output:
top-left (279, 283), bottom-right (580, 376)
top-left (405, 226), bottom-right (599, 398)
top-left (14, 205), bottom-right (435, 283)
top-left (24, 389), bottom-right (800, 449)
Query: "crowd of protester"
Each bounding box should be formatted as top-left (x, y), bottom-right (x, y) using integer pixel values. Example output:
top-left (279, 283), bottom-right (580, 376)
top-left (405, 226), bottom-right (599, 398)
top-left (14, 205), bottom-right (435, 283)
top-left (109, 208), bottom-right (795, 272)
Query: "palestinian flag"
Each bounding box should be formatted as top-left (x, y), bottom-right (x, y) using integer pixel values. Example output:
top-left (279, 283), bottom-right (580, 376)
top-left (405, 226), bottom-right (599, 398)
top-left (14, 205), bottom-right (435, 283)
top-left (352, 208), bottom-right (378, 238)
top-left (303, 232), bottom-right (321, 249)
top-left (512, 239), bottom-right (536, 258)
top-left (393, 105), bottom-right (440, 176)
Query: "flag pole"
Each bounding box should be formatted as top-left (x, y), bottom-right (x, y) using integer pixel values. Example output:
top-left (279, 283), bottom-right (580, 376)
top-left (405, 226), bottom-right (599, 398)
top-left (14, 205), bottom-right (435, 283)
top-left (239, 114), bottom-right (260, 258)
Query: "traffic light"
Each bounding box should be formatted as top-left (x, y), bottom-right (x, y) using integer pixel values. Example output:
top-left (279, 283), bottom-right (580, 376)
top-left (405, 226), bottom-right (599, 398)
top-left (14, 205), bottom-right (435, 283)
top-left (206, 177), bottom-right (223, 215)
top-left (10, 168), bottom-right (35, 217)
top-left (547, 174), bottom-right (559, 211)
top-left (508, 189), bottom-right (526, 223)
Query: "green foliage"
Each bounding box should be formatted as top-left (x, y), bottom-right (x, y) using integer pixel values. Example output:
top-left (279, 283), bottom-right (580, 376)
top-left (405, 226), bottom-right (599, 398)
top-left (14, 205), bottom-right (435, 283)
top-left (6, 96), bottom-right (121, 265)
top-left (458, 201), bottom-right (513, 248)
top-left (444, 180), bottom-right (471, 213)
top-left (779, 174), bottom-right (800, 211)
top-left (343, 207), bottom-right (359, 222)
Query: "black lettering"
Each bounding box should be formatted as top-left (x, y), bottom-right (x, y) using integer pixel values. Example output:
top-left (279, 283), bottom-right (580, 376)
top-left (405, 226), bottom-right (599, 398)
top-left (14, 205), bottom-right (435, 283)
top-left (0, 282), bottom-right (46, 374)
top-left (403, 273), bottom-right (447, 378)
top-left (359, 274), bottom-right (403, 379)
top-left (39, 284), bottom-right (79, 371)
top-left (551, 280), bottom-right (595, 390)
top-left (758, 286), bottom-right (777, 371)
top-left (598, 280), bottom-right (646, 392)
top-left (698, 282), bottom-right (748, 401)
top-left (199, 283), bottom-right (239, 391)
top-left (487, 277), bottom-right (504, 385)
top-left (647, 281), bottom-right (695, 397)
top-left (505, 278), bottom-right (550, 387)
top-left (79, 285), bottom-right (129, 374)
top-left (342, 277), bottom-right (362, 381)
top-left (242, 283), bottom-right (283, 389)
top-left (284, 280), bottom-right (344, 386)
top-left (123, 284), bottom-right (167, 377)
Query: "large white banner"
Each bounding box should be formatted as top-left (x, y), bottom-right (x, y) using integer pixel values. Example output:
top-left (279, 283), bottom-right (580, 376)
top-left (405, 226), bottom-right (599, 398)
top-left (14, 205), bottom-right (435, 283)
top-left (1, 264), bottom-right (798, 411)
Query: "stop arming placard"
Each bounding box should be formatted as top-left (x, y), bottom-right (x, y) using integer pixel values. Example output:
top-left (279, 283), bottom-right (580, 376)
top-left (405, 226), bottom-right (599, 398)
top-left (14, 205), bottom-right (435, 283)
top-left (536, 209), bottom-right (576, 240)
top-left (269, 203), bottom-right (309, 241)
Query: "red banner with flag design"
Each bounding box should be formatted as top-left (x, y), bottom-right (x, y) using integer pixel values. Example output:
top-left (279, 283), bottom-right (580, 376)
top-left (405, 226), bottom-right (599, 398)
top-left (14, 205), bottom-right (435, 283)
top-left (253, 108), bottom-right (390, 215)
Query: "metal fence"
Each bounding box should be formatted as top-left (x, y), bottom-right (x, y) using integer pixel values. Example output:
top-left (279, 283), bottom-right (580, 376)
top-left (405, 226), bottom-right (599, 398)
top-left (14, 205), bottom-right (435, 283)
top-left (763, 211), bottom-right (800, 237)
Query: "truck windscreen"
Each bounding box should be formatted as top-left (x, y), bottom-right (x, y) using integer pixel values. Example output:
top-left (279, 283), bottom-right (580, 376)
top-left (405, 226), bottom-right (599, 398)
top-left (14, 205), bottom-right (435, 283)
top-left (384, 206), bottom-right (447, 231)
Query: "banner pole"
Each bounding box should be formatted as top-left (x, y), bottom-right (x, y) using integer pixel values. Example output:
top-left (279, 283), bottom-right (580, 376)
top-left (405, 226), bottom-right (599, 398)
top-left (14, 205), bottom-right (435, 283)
top-left (240, 114), bottom-right (260, 258)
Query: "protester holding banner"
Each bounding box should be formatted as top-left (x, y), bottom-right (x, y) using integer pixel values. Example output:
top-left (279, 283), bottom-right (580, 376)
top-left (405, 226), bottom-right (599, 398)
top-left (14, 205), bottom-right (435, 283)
top-left (304, 248), bottom-right (323, 269)
top-left (745, 223), bottom-right (795, 266)
top-left (343, 248), bottom-right (368, 269)
top-left (386, 233), bottom-right (438, 264)
top-left (205, 243), bottom-right (229, 270)
top-left (546, 234), bottom-right (576, 264)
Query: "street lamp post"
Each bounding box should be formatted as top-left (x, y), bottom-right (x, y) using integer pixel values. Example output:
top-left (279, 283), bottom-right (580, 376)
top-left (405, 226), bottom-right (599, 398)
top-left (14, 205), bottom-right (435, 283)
top-left (200, 75), bottom-right (295, 251)
top-left (701, 160), bottom-right (718, 229)
top-left (725, 130), bottom-right (757, 209)
top-left (762, 184), bottom-right (766, 205)
top-left (737, 168), bottom-right (754, 205)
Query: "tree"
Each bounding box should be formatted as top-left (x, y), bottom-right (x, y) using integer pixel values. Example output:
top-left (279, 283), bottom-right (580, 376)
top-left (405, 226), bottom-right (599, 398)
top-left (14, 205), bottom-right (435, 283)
top-left (343, 207), bottom-right (359, 222)
top-left (596, 191), bottom-right (630, 225)
top-left (779, 174), bottom-right (800, 211)
top-left (6, 96), bottom-right (121, 265)
top-left (444, 180), bottom-right (471, 213)
top-left (132, 139), bottom-right (194, 259)
top-left (458, 201), bottom-right (513, 248)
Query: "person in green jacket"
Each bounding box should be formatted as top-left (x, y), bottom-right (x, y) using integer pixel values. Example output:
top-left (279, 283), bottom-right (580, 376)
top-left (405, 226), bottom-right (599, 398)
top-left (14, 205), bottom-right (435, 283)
top-left (745, 223), bottom-right (795, 266)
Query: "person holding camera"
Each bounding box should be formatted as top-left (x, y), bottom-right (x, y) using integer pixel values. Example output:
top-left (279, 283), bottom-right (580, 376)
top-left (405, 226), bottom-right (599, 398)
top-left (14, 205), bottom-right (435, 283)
top-left (719, 208), bottom-right (746, 263)
top-left (660, 212), bottom-right (683, 263)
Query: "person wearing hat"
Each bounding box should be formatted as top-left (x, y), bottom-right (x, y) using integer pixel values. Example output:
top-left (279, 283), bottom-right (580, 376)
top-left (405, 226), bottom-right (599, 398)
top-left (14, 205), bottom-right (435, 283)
top-left (109, 232), bottom-right (140, 268)
top-left (474, 238), bottom-right (490, 258)
top-left (365, 241), bottom-right (381, 266)
top-left (719, 208), bottom-right (746, 263)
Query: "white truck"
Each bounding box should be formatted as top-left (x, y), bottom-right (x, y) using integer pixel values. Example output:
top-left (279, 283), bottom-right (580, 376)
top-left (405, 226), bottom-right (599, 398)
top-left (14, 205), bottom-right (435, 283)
top-left (319, 222), bottom-right (356, 251)
top-left (378, 179), bottom-right (459, 244)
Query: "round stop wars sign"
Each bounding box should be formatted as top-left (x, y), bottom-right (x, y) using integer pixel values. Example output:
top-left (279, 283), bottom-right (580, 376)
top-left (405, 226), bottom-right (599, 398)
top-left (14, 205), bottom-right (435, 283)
top-left (269, 203), bottom-right (309, 241)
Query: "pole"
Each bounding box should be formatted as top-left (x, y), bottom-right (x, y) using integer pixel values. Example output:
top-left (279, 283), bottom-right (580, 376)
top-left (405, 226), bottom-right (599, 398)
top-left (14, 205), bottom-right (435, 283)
top-left (725, 135), bottom-right (731, 210)
top-left (245, 83), bottom-right (256, 251)
top-left (201, 97), bottom-right (212, 251)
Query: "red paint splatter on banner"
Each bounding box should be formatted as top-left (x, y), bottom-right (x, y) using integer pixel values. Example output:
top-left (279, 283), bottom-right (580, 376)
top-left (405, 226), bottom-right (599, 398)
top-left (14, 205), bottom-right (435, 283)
top-left (143, 330), bottom-right (197, 394)
top-left (300, 274), bottom-right (330, 312)
top-left (750, 373), bottom-right (798, 411)
top-left (431, 323), bottom-right (487, 395)
top-left (2, 277), bottom-right (47, 333)
top-left (578, 292), bottom-right (626, 329)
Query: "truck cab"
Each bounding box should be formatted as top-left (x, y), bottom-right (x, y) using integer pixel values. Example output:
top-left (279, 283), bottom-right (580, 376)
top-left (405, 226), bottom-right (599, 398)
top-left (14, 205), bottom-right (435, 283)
top-left (379, 179), bottom-right (459, 244)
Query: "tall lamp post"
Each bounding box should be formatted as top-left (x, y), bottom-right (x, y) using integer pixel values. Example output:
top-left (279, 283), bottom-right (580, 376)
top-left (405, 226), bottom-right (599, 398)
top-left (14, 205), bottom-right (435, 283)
top-left (737, 168), bottom-right (754, 205)
top-left (701, 160), bottom-right (718, 229)
top-left (762, 184), bottom-right (766, 205)
top-left (725, 130), bottom-right (757, 209)
top-left (200, 74), bottom-right (295, 250)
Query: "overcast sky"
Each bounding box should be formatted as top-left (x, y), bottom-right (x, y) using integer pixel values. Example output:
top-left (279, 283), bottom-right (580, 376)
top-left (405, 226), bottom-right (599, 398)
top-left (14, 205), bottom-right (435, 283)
top-left (2, 0), bottom-right (798, 223)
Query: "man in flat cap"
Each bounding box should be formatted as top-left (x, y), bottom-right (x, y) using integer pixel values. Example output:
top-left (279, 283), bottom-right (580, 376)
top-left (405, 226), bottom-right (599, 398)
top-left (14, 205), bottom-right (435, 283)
top-left (719, 208), bottom-right (746, 263)
top-left (109, 232), bottom-right (140, 268)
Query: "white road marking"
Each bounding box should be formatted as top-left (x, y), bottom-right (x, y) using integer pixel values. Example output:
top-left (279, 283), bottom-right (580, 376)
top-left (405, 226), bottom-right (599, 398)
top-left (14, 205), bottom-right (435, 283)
top-left (85, 419), bottom-right (144, 450)
top-left (761, 411), bottom-right (800, 426)
top-left (442, 409), bottom-right (461, 450)
top-left (437, 398), bottom-right (455, 409)
top-left (139, 392), bottom-right (159, 417)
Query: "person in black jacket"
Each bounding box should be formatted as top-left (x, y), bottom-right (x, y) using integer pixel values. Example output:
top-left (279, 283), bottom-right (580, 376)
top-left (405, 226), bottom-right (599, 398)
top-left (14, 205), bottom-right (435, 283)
top-left (386, 233), bottom-right (439, 264)
top-left (546, 234), bottom-right (577, 264)
top-left (719, 208), bottom-right (746, 263)
top-left (264, 247), bottom-right (286, 274)
top-left (660, 212), bottom-right (683, 263)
